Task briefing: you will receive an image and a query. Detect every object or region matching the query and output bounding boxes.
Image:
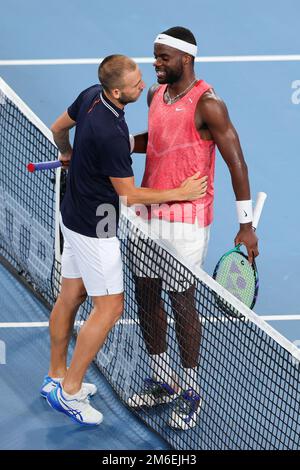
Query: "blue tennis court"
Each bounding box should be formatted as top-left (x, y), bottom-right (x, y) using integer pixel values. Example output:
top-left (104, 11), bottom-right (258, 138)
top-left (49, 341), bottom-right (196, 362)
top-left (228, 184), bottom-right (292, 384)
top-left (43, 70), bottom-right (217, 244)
top-left (0, 0), bottom-right (299, 451)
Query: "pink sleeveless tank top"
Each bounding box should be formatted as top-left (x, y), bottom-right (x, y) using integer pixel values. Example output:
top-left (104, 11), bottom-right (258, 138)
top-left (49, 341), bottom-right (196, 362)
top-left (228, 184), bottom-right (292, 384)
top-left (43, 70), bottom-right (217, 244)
top-left (141, 80), bottom-right (216, 226)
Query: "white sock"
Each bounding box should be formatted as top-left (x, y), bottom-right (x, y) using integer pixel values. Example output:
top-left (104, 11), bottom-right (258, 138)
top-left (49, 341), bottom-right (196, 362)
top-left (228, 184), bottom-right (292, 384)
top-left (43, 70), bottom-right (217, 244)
top-left (181, 367), bottom-right (200, 394)
top-left (61, 385), bottom-right (82, 400)
top-left (50, 366), bottom-right (69, 382)
top-left (150, 352), bottom-right (177, 387)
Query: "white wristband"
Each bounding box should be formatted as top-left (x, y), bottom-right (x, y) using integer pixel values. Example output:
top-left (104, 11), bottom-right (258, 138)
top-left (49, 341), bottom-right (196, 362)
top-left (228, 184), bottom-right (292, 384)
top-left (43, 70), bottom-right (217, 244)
top-left (236, 200), bottom-right (253, 224)
top-left (129, 134), bottom-right (135, 154)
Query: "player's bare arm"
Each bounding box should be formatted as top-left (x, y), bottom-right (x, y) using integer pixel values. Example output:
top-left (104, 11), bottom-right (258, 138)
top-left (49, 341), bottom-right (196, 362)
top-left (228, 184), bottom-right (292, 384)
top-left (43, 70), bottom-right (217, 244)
top-left (110, 173), bottom-right (208, 206)
top-left (51, 111), bottom-right (75, 167)
top-left (196, 90), bottom-right (258, 262)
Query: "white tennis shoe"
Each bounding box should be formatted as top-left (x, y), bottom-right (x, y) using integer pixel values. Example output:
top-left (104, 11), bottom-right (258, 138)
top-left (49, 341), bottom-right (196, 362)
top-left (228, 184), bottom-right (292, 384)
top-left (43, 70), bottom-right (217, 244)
top-left (40, 375), bottom-right (97, 398)
top-left (46, 383), bottom-right (103, 426)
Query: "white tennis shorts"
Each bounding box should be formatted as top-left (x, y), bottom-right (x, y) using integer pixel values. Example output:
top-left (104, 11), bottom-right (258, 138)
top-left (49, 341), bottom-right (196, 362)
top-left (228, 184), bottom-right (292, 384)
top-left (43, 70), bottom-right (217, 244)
top-left (129, 217), bottom-right (210, 292)
top-left (60, 216), bottom-right (123, 297)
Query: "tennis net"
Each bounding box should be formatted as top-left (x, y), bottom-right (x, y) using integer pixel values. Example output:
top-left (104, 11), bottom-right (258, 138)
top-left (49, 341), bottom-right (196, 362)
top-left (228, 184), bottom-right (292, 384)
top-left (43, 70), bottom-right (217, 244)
top-left (0, 77), bottom-right (299, 450)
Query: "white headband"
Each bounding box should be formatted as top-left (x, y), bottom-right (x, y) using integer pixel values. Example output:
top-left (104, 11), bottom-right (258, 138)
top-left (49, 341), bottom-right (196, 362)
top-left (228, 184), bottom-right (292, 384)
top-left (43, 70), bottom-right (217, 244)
top-left (154, 33), bottom-right (198, 57)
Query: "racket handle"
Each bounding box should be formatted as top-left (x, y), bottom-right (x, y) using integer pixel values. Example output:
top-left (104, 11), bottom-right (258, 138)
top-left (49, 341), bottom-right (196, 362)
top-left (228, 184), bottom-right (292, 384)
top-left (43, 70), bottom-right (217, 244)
top-left (27, 160), bottom-right (62, 172)
top-left (252, 192), bottom-right (267, 231)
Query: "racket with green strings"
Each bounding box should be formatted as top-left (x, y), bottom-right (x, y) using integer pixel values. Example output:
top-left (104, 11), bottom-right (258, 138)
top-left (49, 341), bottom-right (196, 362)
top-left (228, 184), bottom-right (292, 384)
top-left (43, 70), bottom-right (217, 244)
top-left (213, 192), bottom-right (267, 318)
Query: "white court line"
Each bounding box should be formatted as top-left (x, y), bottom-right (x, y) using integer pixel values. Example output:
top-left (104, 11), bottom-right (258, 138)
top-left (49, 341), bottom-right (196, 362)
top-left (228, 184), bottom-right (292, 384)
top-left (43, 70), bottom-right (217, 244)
top-left (0, 315), bottom-right (299, 328)
top-left (0, 322), bottom-right (49, 328)
top-left (1, 55), bottom-right (300, 66)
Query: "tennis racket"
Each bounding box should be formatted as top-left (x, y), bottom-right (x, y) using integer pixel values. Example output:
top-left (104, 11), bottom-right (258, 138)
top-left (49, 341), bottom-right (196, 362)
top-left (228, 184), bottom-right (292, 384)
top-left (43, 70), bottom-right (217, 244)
top-left (27, 160), bottom-right (62, 172)
top-left (212, 192), bottom-right (267, 318)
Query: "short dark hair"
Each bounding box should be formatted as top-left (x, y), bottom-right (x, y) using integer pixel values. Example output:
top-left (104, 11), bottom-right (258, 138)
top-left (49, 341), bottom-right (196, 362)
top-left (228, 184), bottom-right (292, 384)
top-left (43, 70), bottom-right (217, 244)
top-left (161, 26), bottom-right (197, 46)
top-left (98, 55), bottom-right (136, 92)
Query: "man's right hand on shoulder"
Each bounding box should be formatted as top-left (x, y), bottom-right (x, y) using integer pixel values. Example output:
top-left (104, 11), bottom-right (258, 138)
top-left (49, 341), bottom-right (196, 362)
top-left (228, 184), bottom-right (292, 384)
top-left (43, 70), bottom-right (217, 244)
top-left (179, 172), bottom-right (208, 201)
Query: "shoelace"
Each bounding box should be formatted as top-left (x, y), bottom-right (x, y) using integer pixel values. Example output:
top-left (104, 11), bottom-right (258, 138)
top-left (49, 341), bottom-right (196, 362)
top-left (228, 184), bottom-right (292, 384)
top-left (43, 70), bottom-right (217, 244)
top-left (174, 396), bottom-right (191, 415)
top-left (144, 379), bottom-right (170, 398)
top-left (174, 391), bottom-right (200, 416)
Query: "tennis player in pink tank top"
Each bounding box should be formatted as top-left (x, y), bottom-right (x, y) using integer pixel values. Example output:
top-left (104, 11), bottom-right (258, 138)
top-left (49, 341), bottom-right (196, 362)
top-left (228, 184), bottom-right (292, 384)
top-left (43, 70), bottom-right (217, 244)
top-left (128, 27), bottom-right (259, 430)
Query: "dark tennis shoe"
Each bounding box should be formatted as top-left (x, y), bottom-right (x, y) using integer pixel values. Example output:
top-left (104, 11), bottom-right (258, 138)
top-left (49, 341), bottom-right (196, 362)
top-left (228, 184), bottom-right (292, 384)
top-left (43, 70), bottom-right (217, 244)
top-left (168, 388), bottom-right (202, 430)
top-left (127, 377), bottom-right (178, 408)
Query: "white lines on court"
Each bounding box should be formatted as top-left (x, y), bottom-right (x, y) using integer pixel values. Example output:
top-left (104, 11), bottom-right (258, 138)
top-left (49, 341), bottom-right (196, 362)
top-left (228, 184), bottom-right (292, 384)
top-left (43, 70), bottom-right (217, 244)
top-left (0, 322), bottom-right (49, 328)
top-left (1, 55), bottom-right (300, 66)
top-left (0, 314), bottom-right (299, 328)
